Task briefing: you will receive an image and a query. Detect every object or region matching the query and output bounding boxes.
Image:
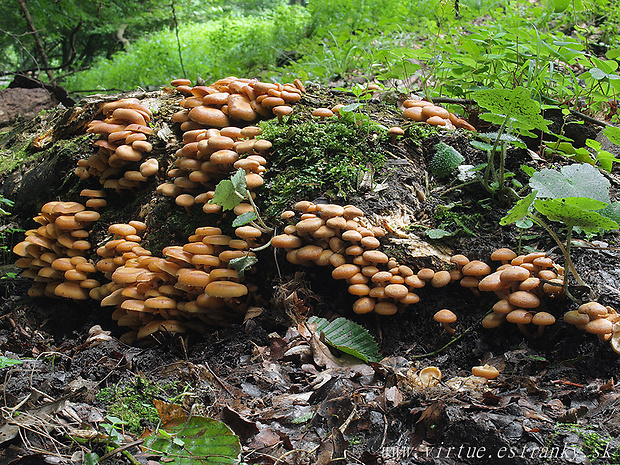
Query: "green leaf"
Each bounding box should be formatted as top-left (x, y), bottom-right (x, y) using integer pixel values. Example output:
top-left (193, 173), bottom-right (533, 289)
top-left (426, 228), bottom-right (454, 239)
top-left (232, 212), bottom-right (257, 227)
top-left (470, 140), bottom-right (494, 152)
top-left (534, 198), bottom-right (619, 233)
top-left (308, 316), bottom-right (381, 363)
top-left (230, 168), bottom-right (247, 196)
top-left (600, 202), bottom-right (620, 224)
top-left (500, 191), bottom-right (537, 225)
top-left (210, 169), bottom-right (248, 211)
top-left (229, 255), bottom-right (258, 277)
top-left (0, 355), bottom-right (23, 368)
top-left (143, 416), bottom-right (241, 464)
top-left (551, 0), bottom-right (569, 12)
top-left (473, 86), bottom-right (551, 132)
top-left (520, 164), bottom-right (536, 177)
top-left (478, 132), bottom-right (525, 148)
top-left (603, 125), bottom-right (620, 146)
top-left (210, 181), bottom-right (240, 211)
top-left (529, 164), bottom-right (611, 202)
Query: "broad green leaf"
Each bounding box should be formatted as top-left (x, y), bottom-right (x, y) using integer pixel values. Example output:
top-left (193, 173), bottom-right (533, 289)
top-left (607, 48), bottom-right (620, 60)
top-left (534, 198), bottom-right (618, 233)
top-left (229, 254), bottom-right (258, 277)
top-left (143, 416), bottom-right (241, 464)
top-left (600, 202), bottom-right (620, 224)
top-left (478, 131), bottom-right (526, 148)
top-left (529, 164), bottom-right (610, 202)
top-left (589, 68), bottom-right (608, 80)
top-left (308, 316), bottom-right (381, 363)
top-left (84, 453), bottom-right (99, 465)
top-left (210, 180), bottom-right (241, 211)
top-left (473, 86), bottom-right (551, 132)
top-left (232, 212), bottom-right (257, 227)
top-left (595, 150), bottom-right (620, 173)
top-left (470, 140), bottom-right (494, 152)
top-left (603, 125), bottom-right (620, 146)
top-left (0, 356), bottom-right (23, 368)
top-left (520, 164), bottom-right (536, 177)
top-left (500, 191), bottom-right (537, 225)
top-left (551, 0), bottom-right (569, 13)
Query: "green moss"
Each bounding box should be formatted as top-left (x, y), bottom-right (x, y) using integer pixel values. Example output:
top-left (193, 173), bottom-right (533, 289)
top-left (97, 377), bottom-right (180, 434)
top-left (258, 116), bottom-right (385, 219)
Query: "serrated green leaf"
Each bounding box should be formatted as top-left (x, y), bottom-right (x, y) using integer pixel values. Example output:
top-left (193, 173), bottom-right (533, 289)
top-left (500, 191), bottom-right (537, 225)
top-left (534, 198), bottom-right (618, 233)
top-left (229, 255), bottom-right (258, 277)
top-left (143, 416), bottom-right (240, 464)
top-left (529, 164), bottom-right (611, 202)
top-left (308, 316), bottom-right (381, 363)
top-left (0, 356), bottom-right (23, 368)
top-left (231, 168), bottom-right (247, 196)
top-left (210, 180), bottom-right (241, 211)
top-left (473, 86), bottom-right (551, 132)
top-left (232, 212), bottom-right (257, 227)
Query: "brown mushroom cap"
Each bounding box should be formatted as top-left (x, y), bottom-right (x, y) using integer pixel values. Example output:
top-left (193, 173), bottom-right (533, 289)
top-left (312, 108), bottom-right (334, 119)
top-left (491, 248), bottom-right (517, 262)
top-left (563, 310), bottom-right (590, 327)
top-left (508, 290), bottom-right (540, 309)
top-left (462, 260), bottom-right (491, 277)
top-left (585, 318), bottom-right (613, 335)
top-left (471, 364), bottom-right (500, 380)
top-left (434, 309), bottom-right (457, 324)
top-left (205, 281), bottom-right (248, 298)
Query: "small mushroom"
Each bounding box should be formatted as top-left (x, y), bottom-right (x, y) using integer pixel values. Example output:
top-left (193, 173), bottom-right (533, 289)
top-left (434, 309), bottom-right (457, 335)
top-left (471, 364), bottom-right (499, 380)
top-left (312, 108), bottom-right (334, 121)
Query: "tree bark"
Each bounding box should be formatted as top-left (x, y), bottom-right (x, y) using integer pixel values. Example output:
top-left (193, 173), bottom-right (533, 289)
top-left (16, 0), bottom-right (55, 84)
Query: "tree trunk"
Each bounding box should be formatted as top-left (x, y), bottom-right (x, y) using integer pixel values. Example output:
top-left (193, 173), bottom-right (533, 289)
top-left (16, 0), bottom-right (55, 84)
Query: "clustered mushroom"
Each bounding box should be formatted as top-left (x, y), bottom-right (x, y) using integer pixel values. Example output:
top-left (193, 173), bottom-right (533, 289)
top-left (93, 222), bottom-right (255, 343)
top-left (12, 198), bottom-right (101, 300)
top-left (76, 98), bottom-right (158, 190)
top-left (158, 123), bottom-right (270, 215)
top-left (272, 201), bottom-right (430, 315)
top-left (402, 99), bottom-right (475, 131)
top-left (470, 249), bottom-right (565, 337)
top-left (161, 76), bottom-right (305, 218)
top-left (564, 301), bottom-right (620, 354)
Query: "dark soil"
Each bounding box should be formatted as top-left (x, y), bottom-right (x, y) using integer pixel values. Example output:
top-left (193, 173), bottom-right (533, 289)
top-left (0, 85), bottom-right (619, 465)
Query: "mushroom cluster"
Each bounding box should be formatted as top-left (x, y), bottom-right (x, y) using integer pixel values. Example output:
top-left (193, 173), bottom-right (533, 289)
top-left (158, 123), bottom-right (270, 214)
top-left (402, 99), bottom-right (475, 131)
top-left (451, 249), bottom-right (565, 336)
top-left (12, 200), bottom-right (101, 300)
top-left (76, 98), bottom-right (157, 190)
top-left (170, 76), bottom-right (304, 129)
top-left (93, 222), bottom-right (254, 343)
top-left (272, 201), bottom-right (430, 315)
top-left (564, 301), bottom-right (620, 353)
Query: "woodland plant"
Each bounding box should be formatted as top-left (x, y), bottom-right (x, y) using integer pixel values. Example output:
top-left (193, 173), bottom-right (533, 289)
top-left (501, 163), bottom-right (620, 300)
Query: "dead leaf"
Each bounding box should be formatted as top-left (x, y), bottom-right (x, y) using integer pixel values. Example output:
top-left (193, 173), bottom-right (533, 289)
top-left (385, 386), bottom-right (403, 407)
top-left (153, 399), bottom-right (187, 424)
top-left (220, 406), bottom-right (259, 441)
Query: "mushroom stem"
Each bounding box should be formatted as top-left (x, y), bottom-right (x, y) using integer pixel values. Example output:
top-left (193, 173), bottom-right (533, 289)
top-left (517, 323), bottom-right (531, 338)
top-left (442, 323), bottom-right (456, 336)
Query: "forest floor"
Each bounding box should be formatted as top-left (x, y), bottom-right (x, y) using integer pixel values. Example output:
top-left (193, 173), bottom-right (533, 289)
top-left (0, 84), bottom-right (619, 465)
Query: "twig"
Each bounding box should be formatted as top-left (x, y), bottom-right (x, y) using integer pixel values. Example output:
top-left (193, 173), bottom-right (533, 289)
top-left (202, 362), bottom-right (234, 397)
top-left (408, 320), bottom-right (477, 359)
top-left (98, 439), bottom-right (143, 465)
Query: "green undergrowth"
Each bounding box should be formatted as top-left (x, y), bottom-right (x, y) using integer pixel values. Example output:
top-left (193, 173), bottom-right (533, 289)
top-left (97, 377), bottom-right (181, 435)
top-left (63, 5), bottom-right (309, 92)
top-left (258, 115), bottom-right (386, 220)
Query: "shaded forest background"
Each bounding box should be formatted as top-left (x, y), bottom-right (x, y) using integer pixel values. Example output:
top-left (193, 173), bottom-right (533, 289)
top-left (1, 0), bottom-right (619, 121)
